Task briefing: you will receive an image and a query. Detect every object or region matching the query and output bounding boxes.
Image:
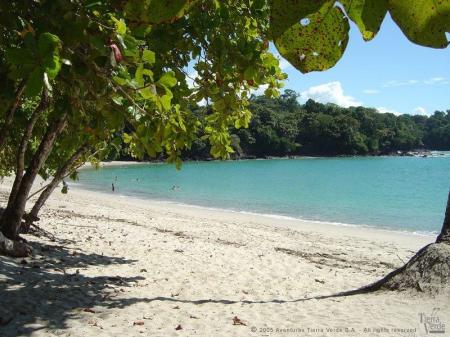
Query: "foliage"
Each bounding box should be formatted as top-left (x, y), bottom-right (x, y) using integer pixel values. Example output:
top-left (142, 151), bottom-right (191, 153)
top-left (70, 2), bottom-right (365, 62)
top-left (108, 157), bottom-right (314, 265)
top-left (0, 0), bottom-right (286, 177)
top-left (182, 92), bottom-right (450, 158)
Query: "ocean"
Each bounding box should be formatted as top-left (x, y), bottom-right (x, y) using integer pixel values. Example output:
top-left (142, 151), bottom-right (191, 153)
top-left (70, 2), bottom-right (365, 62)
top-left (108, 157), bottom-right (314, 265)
top-left (77, 154), bottom-right (450, 235)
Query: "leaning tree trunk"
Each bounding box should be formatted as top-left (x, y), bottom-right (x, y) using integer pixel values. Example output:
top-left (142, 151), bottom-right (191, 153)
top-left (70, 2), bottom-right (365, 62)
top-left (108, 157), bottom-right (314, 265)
top-left (436, 190), bottom-right (450, 244)
top-left (25, 143), bottom-right (90, 226)
top-left (0, 112), bottom-right (68, 242)
top-left (7, 90), bottom-right (48, 209)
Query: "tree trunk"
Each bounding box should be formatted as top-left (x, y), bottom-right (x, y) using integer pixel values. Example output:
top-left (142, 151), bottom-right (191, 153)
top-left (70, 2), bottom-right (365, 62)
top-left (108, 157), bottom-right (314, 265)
top-left (0, 231), bottom-right (31, 257)
top-left (436, 189), bottom-right (450, 244)
top-left (0, 112), bottom-right (68, 240)
top-left (7, 90), bottom-right (48, 209)
top-left (0, 80), bottom-right (26, 150)
top-left (27, 143), bottom-right (90, 222)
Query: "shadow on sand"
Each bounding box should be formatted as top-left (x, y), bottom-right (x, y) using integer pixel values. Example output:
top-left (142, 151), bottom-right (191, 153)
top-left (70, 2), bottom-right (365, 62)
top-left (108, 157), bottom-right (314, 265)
top-left (0, 240), bottom-right (144, 337)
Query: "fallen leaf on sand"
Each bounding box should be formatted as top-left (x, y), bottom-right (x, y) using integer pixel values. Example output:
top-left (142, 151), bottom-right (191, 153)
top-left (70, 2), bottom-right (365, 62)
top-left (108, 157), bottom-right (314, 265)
top-left (83, 308), bottom-right (96, 313)
top-left (233, 316), bottom-right (246, 326)
top-left (133, 321), bottom-right (145, 326)
top-left (175, 324), bottom-right (183, 330)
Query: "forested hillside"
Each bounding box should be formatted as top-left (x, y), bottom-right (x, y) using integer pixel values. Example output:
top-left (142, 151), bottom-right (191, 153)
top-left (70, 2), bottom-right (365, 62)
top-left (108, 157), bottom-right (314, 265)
top-left (183, 90), bottom-right (450, 159)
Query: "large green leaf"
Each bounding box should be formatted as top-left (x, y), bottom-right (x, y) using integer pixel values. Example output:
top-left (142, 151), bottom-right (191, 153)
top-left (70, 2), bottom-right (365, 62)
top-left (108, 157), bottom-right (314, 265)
top-left (38, 32), bottom-right (61, 56)
top-left (142, 49), bottom-right (155, 64)
top-left (269, 0), bottom-right (330, 39)
top-left (389, 0), bottom-right (450, 48)
top-left (125, 0), bottom-right (196, 24)
top-left (341, 0), bottom-right (388, 41)
top-left (274, 4), bottom-right (350, 73)
top-left (42, 54), bottom-right (61, 79)
top-left (158, 71), bottom-right (177, 87)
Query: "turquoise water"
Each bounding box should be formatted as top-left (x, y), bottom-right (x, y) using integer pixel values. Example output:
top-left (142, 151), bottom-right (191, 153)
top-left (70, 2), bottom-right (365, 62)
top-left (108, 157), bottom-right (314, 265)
top-left (77, 155), bottom-right (450, 234)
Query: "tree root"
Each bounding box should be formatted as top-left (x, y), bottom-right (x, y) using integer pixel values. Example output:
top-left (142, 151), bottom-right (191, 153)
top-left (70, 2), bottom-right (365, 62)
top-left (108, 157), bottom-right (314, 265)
top-left (337, 243), bottom-right (450, 297)
top-left (0, 231), bottom-right (31, 257)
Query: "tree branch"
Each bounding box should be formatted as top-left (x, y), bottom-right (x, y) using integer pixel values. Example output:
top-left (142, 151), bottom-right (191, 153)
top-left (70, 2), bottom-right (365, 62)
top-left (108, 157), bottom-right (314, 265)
top-left (7, 89), bottom-right (49, 209)
top-left (0, 80), bottom-right (27, 149)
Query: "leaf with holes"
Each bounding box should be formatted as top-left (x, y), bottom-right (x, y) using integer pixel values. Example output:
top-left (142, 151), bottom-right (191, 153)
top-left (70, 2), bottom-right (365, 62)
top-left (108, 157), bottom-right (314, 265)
top-left (269, 0), bottom-right (330, 39)
top-left (388, 0), bottom-right (450, 48)
top-left (341, 0), bottom-right (388, 41)
top-left (274, 3), bottom-right (350, 73)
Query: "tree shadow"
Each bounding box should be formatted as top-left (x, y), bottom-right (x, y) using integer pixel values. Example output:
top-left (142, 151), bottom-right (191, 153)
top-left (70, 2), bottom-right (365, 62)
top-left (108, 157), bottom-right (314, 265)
top-left (0, 241), bottom-right (144, 337)
top-left (0, 236), bottom-right (386, 337)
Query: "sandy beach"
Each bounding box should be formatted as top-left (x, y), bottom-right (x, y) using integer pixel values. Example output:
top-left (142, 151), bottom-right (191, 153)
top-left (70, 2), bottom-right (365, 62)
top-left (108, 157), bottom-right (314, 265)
top-left (0, 176), bottom-right (448, 337)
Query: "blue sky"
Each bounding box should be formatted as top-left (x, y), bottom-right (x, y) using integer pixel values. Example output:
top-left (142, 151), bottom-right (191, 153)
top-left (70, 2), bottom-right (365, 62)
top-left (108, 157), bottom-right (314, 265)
top-left (276, 14), bottom-right (450, 116)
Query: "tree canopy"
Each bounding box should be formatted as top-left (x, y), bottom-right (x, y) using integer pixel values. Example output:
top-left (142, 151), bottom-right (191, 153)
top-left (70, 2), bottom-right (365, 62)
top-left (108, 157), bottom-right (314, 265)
top-left (204, 94), bottom-right (450, 158)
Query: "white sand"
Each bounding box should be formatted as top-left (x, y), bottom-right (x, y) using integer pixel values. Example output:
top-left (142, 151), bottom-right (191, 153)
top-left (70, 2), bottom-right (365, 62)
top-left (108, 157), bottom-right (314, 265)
top-left (0, 177), bottom-right (448, 337)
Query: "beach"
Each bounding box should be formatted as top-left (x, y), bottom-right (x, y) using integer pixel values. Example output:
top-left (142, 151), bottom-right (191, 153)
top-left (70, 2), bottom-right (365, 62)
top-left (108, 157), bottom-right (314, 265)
top-left (0, 177), bottom-right (448, 337)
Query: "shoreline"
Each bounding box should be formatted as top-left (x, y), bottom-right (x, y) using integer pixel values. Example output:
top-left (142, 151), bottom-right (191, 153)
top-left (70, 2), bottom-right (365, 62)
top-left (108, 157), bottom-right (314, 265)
top-left (68, 183), bottom-right (434, 251)
top-left (82, 150), bottom-right (450, 169)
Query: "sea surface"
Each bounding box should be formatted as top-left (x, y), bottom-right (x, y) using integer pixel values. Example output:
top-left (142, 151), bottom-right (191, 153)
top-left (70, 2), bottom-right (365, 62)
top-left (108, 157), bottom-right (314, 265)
top-left (77, 154), bottom-right (450, 234)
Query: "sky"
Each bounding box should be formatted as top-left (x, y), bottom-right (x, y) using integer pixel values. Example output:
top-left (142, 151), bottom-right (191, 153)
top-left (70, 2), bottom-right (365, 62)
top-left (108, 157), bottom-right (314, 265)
top-left (274, 14), bottom-right (450, 116)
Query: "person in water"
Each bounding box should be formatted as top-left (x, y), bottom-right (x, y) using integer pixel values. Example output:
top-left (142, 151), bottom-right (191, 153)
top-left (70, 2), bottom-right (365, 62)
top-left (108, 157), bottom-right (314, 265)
top-left (112, 183), bottom-right (115, 192)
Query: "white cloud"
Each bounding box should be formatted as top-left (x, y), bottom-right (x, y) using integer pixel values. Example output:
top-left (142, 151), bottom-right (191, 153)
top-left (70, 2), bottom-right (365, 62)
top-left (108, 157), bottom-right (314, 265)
top-left (377, 107), bottom-right (404, 115)
top-left (412, 106), bottom-right (429, 115)
top-left (250, 84), bottom-right (269, 97)
top-left (382, 79), bottom-right (419, 88)
top-left (362, 89), bottom-right (379, 95)
top-left (424, 77), bottom-right (447, 85)
top-left (299, 81), bottom-right (362, 108)
top-left (382, 77), bottom-right (449, 87)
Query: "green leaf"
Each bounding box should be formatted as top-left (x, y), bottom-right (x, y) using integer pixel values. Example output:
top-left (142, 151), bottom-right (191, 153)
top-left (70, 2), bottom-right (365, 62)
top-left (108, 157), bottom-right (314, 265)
top-left (42, 54), bottom-right (61, 79)
top-left (25, 68), bottom-right (44, 97)
top-left (38, 32), bottom-right (61, 57)
top-left (115, 18), bottom-right (127, 36)
top-left (388, 0), bottom-right (450, 48)
top-left (123, 133), bottom-right (133, 144)
top-left (341, 0), bottom-right (388, 41)
top-left (135, 64), bottom-right (144, 86)
top-left (269, 0), bottom-right (330, 39)
top-left (158, 71), bottom-right (177, 87)
top-left (274, 4), bottom-right (350, 73)
top-left (244, 65), bottom-right (257, 80)
top-left (160, 94), bottom-right (172, 111)
top-left (142, 49), bottom-right (156, 65)
top-left (139, 86), bottom-right (157, 100)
